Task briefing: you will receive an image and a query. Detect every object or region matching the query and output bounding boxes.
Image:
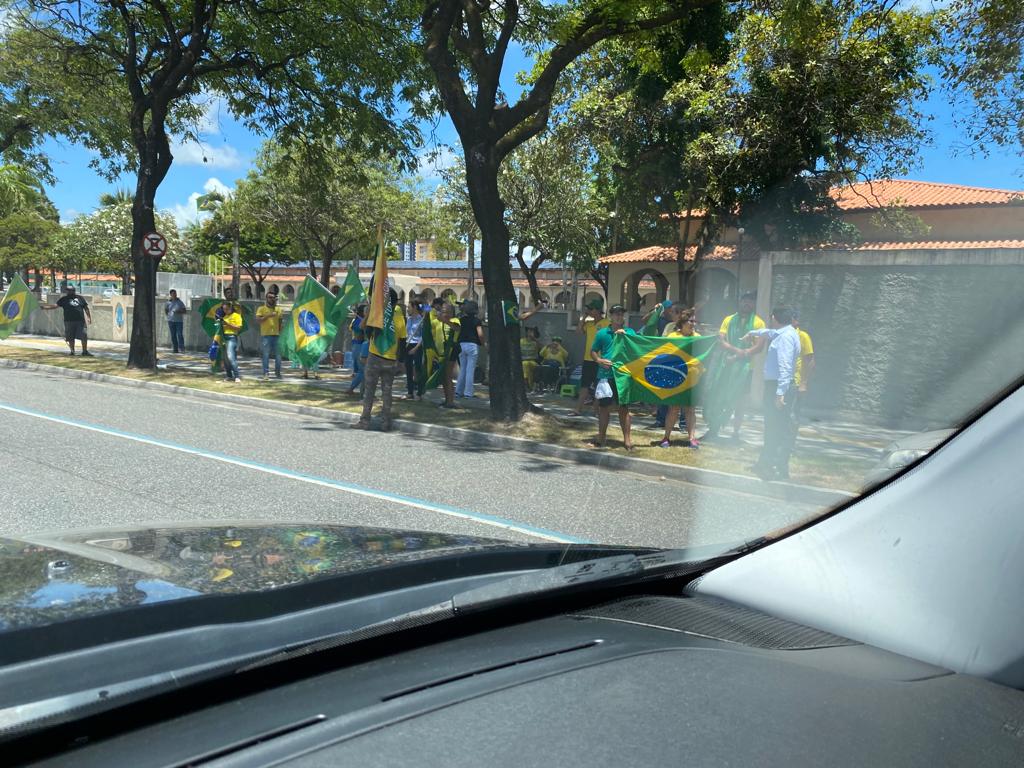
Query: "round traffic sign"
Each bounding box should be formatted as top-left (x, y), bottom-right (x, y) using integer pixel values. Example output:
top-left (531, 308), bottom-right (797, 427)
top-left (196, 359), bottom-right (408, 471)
top-left (141, 231), bottom-right (167, 258)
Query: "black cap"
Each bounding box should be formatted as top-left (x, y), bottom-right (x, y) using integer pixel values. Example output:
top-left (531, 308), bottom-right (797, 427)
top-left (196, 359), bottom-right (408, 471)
top-left (609, 304), bottom-right (626, 313)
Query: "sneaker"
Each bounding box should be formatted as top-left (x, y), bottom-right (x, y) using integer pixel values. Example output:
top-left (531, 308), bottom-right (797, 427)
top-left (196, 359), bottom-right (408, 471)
top-left (658, 439), bottom-right (670, 448)
top-left (689, 438), bottom-right (700, 450)
top-left (234, 378), bottom-right (241, 383)
top-left (80, 351), bottom-right (93, 357)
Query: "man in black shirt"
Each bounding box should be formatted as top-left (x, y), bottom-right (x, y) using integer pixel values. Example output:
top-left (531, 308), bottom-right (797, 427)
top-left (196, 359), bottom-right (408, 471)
top-left (41, 285), bottom-right (93, 356)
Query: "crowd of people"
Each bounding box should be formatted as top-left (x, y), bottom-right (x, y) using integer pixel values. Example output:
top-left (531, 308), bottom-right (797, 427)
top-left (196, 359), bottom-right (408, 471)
top-left (184, 284), bottom-right (813, 480)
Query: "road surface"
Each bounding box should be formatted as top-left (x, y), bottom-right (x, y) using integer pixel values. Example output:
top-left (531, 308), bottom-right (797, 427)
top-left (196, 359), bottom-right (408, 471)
top-left (0, 366), bottom-right (824, 548)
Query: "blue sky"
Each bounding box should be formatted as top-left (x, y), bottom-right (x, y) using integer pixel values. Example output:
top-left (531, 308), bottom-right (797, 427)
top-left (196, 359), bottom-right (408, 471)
top-left (41, 48), bottom-right (1024, 230)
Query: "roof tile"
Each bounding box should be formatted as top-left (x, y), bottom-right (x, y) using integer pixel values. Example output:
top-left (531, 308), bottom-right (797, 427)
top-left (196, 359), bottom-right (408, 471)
top-left (601, 244), bottom-right (739, 264)
top-left (832, 180), bottom-right (1024, 211)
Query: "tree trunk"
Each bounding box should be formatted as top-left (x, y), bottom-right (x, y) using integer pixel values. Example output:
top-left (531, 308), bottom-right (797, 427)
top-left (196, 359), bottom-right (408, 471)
top-left (464, 148), bottom-right (530, 421)
top-left (319, 250), bottom-right (334, 287)
top-left (513, 243), bottom-right (543, 305)
top-left (127, 110), bottom-right (173, 369)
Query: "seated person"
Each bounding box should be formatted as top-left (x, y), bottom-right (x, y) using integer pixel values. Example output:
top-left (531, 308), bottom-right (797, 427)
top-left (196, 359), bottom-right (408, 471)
top-left (538, 335), bottom-right (568, 388)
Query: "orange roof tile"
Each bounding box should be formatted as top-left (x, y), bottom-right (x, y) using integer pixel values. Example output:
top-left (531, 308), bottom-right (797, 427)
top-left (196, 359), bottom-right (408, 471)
top-left (804, 239), bottom-right (1024, 251)
top-left (831, 179), bottom-right (1024, 211)
top-left (600, 244), bottom-right (738, 264)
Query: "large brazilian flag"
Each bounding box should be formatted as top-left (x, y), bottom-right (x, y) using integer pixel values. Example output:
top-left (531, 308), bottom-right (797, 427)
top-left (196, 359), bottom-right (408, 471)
top-left (0, 274), bottom-right (39, 339)
top-left (610, 333), bottom-right (717, 406)
top-left (281, 276), bottom-right (338, 368)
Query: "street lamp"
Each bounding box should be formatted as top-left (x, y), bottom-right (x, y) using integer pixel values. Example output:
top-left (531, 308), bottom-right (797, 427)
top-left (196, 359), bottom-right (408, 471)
top-left (737, 227), bottom-right (746, 306)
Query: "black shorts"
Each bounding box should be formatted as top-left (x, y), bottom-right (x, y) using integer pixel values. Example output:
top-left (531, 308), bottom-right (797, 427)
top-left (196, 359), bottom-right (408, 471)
top-left (596, 377), bottom-right (619, 407)
top-left (580, 360), bottom-right (598, 389)
top-left (64, 320), bottom-right (87, 342)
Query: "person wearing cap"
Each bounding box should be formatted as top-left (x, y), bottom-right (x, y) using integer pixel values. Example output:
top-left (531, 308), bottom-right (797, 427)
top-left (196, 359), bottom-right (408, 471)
top-left (701, 290), bottom-right (766, 442)
top-left (587, 304), bottom-right (636, 450)
top-left (40, 285), bottom-right (93, 356)
top-left (571, 298), bottom-right (609, 416)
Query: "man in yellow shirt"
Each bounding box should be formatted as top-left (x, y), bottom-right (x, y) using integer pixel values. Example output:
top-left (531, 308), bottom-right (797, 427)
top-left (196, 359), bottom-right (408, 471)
top-left (571, 299), bottom-right (610, 416)
top-left (255, 291), bottom-right (283, 379)
top-left (355, 288), bottom-right (407, 432)
top-left (702, 291), bottom-right (766, 441)
top-left (792, 310), bottom-right (815, 415)
top-left (219, 297), bottom-right (244, 383)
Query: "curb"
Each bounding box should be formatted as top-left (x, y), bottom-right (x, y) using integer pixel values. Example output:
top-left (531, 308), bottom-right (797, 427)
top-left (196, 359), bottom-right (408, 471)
top-left (0, 357), bottom-right (855, 508)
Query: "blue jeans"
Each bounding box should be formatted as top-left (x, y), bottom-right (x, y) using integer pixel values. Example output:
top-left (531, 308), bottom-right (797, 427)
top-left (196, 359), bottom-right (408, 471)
top-left (457, 342), bottom-right (479, 397)
top-left (223, 335), bottom-right (240, 380)
top-left (349, 340), bottom-right (366, 391)
top-left (168, 321), bottom-right (184, 352)
top-left (261, 335), bottom-right (281, 376)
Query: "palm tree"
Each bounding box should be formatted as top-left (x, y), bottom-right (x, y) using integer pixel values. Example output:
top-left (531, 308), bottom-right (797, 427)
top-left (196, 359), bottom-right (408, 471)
top-left (0, 163), bottom-right (43, 218)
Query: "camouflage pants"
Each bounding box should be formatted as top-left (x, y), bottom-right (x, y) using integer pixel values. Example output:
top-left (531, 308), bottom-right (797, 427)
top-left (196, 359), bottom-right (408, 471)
top-left (359, 353), bottom-right (398, 428)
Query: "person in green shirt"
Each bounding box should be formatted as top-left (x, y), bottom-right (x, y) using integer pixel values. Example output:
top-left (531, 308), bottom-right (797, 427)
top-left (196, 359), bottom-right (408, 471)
top-left (587, 305), bottom-right (636, 450)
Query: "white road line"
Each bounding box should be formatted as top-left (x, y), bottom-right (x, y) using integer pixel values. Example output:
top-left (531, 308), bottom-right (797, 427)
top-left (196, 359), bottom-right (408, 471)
top-left (0, 401), bottom-right (585, 544)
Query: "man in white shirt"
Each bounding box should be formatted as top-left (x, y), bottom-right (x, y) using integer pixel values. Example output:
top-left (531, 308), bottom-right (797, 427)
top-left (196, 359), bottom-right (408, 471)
top-left (743, 306), bottom-right (801, 481)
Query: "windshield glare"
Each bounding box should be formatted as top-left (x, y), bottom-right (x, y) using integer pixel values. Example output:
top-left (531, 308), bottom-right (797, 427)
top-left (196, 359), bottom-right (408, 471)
top-left (0, 0), bottom-right (1021, 651)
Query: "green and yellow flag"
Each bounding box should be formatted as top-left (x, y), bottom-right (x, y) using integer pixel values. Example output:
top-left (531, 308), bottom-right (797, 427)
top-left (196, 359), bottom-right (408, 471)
top-left (281, 275), bottom-right (338, 368)
top-left (501, 301), bottom-right (519, 327)
top-left (611, 333), bottom-right (717, 406)
top-left (198, 297), bottom-right (249, 339)
top-left (364, 236), bottom-right (395, 355)
top-left (329, 263), bottom-right (366, 327)
top-left (642, 304), bottom-right (664, 335)
top-left (0, 275), bottom-right (39, 340)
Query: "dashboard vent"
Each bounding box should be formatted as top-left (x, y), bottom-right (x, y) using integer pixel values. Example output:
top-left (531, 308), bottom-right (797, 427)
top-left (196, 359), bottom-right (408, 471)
top-left (573, 596), bottom-right (855, 650)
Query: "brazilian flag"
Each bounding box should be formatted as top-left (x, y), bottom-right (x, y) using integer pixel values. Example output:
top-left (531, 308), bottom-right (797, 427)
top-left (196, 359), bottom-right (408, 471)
top-left (0, 275), bottom-right (39, 340)
top-left (198, 297), bottom-right (249, 339)
top-left (417, 312), bottom-right (456, 395)
top-left (642, 304), bottom-right (664, 335)
top-left (328, 263), bottom-right (365, 327)
top-left (501, 301), bottom-right (519, 327)
top-left (281, 276), bottom-right (338, 369)
top-left (611, 333), bottom-right (717, 406)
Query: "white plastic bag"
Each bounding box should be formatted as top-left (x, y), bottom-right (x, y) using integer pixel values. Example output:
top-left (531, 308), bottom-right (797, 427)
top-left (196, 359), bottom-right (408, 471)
top-left (594, 379), bottom-right (613, 400)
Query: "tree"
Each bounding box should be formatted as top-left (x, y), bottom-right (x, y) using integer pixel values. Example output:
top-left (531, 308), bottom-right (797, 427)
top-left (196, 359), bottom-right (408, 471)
top-left (0, 163), bottom-right (46, 218)
top-left (0, 210), bottom-right (60, 283)
top-left (497, 133), bottom-right (604, 303)
top-left (56, 201), bottom-right (181, 285)
top-left (421, 0), bottom-right (718, 421)
top-left (194, 209), bottom-right (293, 296)
top-left (941, 0), bottom-right (1024, 159)
top-left (240, 140), bottom-right (433, 285)
top-left (11, 0), bottom-right (425, 369)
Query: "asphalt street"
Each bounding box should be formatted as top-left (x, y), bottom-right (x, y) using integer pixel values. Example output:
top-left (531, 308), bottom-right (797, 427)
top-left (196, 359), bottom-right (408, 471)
top-left (0, 366), bottom-right (823, 549)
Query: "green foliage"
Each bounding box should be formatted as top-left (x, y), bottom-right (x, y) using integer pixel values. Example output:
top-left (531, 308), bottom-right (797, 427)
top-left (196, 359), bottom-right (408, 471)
top-left (941, 0), bottom-right (1024, 158)
top-left (56, 202), bottom-right (181, 275)
top-left (0, 210), bottom-right (59, 273)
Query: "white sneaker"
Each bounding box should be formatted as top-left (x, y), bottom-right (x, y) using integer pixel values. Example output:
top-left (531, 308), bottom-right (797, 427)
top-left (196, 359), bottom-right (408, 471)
top-left (234, 378), bottom-right (241, 383)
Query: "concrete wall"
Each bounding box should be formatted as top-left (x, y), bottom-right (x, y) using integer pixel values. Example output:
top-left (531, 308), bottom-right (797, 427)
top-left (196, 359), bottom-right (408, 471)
top-left (771, 263), bottom-right (1024, 430)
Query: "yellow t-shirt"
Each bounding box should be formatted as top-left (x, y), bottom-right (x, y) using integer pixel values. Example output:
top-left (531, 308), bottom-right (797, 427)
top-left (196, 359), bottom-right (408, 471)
top-left (221, 310), bottom-right (243, 336)
top-left (794, 329), bottom-right (814, 388)
top-left (368, 309), bottom-right (407, 361)
top-left (541, 345), bottom-right (568, 366)
top-left (255, 305), bottom-right (282, 336)
top-left (719, 313), bottom-right (766, 336)
top-left (582, 317), bottom-right (610, 353)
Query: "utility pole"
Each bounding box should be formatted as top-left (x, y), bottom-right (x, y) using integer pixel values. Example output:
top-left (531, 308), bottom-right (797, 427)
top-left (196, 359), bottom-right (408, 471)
top-left (467, 232), bottom-right (475, 300)
top-left (231, 222), bottom-right (240, 299)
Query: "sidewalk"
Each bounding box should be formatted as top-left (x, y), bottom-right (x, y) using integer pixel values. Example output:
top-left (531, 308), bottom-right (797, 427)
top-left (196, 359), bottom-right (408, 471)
top-left (1, 333), bottom-right (896, 496)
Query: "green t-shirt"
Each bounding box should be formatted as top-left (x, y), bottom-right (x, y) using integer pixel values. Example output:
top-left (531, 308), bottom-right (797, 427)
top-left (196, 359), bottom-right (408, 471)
top-left (591, 326), bottom-right (636, 380)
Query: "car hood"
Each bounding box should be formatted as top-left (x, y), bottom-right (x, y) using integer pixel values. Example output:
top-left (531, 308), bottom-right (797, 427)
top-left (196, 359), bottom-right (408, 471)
top-left (0, 522), bottom-right (520, 632)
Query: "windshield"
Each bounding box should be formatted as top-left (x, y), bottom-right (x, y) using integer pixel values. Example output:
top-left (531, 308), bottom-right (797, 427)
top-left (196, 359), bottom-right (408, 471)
top-left (0, 0), bottom-right (1021, 669)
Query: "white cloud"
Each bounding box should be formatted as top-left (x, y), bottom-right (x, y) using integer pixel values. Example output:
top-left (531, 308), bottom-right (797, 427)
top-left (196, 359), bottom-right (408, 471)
top-left (164, 177), bottom-right (234, 228)
top-left (170, 138), bottom-right (244, 169)
top-left (60, 208), bottom-right (80, 224)
top-left (195, 96), bottom-right (229, 136)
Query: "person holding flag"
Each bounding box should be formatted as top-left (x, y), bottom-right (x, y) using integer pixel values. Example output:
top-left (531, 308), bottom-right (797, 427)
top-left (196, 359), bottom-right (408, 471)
top-left (587, 305), bottom-right (637, 450)
top-left (701, 291), bottom-right (766, 442)
top-left (39, 285), bottom-right (93, 356)
top-left (658, 308), bottom-right (701, 449)
top-left (219, 297), bottom-right (244, 382)
top-left (0, 274), bottom-right (40, 342)
top-left (280, 275), bottom-right (339, 382)
top-left (354, 240), bottom-right (406, 431)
